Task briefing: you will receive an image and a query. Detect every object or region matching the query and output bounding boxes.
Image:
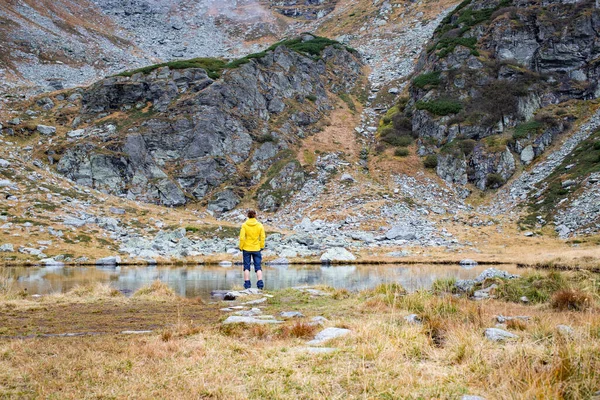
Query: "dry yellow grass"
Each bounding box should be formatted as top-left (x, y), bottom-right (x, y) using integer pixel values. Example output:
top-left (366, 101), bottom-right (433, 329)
top-left (0, 273), bottom-right (598, 399)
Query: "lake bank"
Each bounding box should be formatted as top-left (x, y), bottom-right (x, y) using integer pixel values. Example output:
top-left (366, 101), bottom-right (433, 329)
top-left (1, 270), bottom-right (599, 399)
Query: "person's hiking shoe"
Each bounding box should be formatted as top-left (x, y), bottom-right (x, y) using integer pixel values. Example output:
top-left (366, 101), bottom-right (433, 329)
top-left (257, 280), bottom-right (264, 290)
top-left (244, 280), bottom-right (251, 289)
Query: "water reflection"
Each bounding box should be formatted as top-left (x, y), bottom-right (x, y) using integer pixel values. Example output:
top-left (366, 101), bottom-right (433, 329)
top-left (5, 263), bottom-right (523, 301)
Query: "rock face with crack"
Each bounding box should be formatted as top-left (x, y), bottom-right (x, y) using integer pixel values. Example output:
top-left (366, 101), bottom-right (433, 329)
top-left (387, 0), bottom-right (600, 193)
top-left (52, 38), bottom-right (362, 210)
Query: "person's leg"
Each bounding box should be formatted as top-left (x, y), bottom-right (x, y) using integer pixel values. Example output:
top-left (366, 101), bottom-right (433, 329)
top-left (242, 251), bottom-right (251, 289)
top-left (254, 251), bottom-right (263, 289)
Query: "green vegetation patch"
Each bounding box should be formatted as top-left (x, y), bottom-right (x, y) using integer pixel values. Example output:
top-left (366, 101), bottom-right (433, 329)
top-left (434, 37), bottom-right (478, 58)
top-left (116, 35), bottom-right (351, 79)
top-left (432, 0), bottom-right (512, 58)
top-left (413, 71), bottom-right (442, 89)
top-left (185, 225), bottom-right (240, 239)
top-left (513, 120), bottom-right (543, 140)
top-left (117, 58), bottom-right (227, 79)
top-left (490, 271), bottom-right (568, 303)
top-left (423, 154), bottom-right (439, 169)
top-left (416, 99), bottom-right (463, 116)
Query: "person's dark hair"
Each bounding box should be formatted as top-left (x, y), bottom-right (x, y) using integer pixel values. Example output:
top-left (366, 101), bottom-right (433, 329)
top-left (247, 210), bottom-right (256, 218)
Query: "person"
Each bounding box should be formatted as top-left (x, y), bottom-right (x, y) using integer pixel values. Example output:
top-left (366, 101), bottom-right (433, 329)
top-left (239, 210), bottom-right (266, 290)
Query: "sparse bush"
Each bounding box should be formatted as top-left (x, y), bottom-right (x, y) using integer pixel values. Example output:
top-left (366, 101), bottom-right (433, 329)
top-left (494, 272), bottom-right (567, 303)
top-left (69, 283), bottom-right (122, 298)
top-left (486, 173), bottom-right (504, 188)
top-left (551, 289), bottom-right (593, 311)
top-left (413, 71), bottom-right (441, 89)
top-left (256, 133), bottom-right (276, 143)
top-left (513, 121), bottom-right (542, 140)
top-left (134, 280), bottom-right (176, 298)
top-left (416, 99), bottom-right (463, 116)
top-left (395, 148), bottom-right (410, 157)
top-left (506, 319), bottom-right (528, 331)
top-left (423, 154), bottom-right (438, 169)
top-left (431, 278), bottom-right (457, 294)
top-left (279, 322), bottom-right (319, 339)
top-left (305, 94), bottom-right (317, 102)
top-left (392, 114), bottom-right (414, 137)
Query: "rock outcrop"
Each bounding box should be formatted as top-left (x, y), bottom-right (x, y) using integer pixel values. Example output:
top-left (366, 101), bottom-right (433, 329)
top-left (51, 36), bottom-right (362, 210)
top-left (384, 0), bottom-right (600, 192)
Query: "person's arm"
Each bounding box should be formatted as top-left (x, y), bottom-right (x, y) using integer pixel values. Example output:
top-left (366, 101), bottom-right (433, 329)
top-left (260, 225), bottom-right (265, 250)
top-left (239, 225), bottom-right (246, 251)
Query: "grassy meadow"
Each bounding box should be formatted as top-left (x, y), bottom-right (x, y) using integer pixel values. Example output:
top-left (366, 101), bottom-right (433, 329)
top-left (0, 270), bottom-right (599, 399)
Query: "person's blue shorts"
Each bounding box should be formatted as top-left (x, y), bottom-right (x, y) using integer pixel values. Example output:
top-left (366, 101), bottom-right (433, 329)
top-left (242, 250), bottom-right (262, 272)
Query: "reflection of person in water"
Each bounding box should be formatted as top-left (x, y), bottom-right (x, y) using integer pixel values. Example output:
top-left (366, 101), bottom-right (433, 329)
top-left (239, 210), bottom-right (266, 290)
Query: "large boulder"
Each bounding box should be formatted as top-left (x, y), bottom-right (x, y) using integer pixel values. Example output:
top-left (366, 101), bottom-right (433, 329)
top-left (385, 226), bottom-right (416, 241)
top-left (52, 42), bottom-right (362, 209)
top-left (320, 247), bottom-right (356, 263)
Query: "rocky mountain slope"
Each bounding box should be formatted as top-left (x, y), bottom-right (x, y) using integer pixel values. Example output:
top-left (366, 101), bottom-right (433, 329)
top-left (380, 0), bottom-right (600, 235)
top-left (1, 0), bottom-right (599, 268)
top-left (11, 36), bottom-right (363, 212)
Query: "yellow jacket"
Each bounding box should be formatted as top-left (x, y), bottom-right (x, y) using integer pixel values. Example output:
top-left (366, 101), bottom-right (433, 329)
top-left (239, 218), bottom-right (265, 251)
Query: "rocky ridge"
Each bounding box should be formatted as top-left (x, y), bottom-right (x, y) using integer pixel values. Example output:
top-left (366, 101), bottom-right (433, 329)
top-left (31, 37), bottom-right (362, 209)
top-left (389, 0), bottom-right (600, 191)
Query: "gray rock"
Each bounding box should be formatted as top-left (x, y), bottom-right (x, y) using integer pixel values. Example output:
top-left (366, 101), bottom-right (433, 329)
top-left (222, 316), bottom-right (283, 325)
top-left (459, 259), bottom-right (478, 266)
top-left (280, 311), bottom-right (304, 318)
top-left (520, 296), bottom-right (530, 303)
top-left (0, 243), bottom-right (14, 252)
top-left (473, 284), bottom-right (498, 300)
top-left (404, 314), bottom-right (421, 324)
top-left (307, 327), bottom-right (351, 345)
top-left (96, 256), bottom-right (121, 265)
top-left (485, 328), bottom-right (519, 342)
top-left (310, 316), bottom-right (328, 325)
top-left (234, 308), bottom-right (262, 317)
top-left (340, 173), bottom-right (355, 182)
top-left (561, 179), bottom-right (576, 188)
top-left (320, 247), bottom-right (356, 263)
top-left (67, 129), bottom-right (85, 138)
top-left (523, 231), bottom-right (535, 237)
top-left (520, 145), bottom-right (535, 164)
top-left (385, 226), bottom-right (416, 240)
top-left (208, 190), bottom-right (240, 213)
top-left (386, 250), bottom-right (410, 257)
top-left (109, 207), bottom-right (125, 215)
top-left (39, 258), bottom-right (64, 267)
top-left (0, 159), bottom-right (10, 168)
top-left (556, 325), bottom-right (574, 336)
top-left (461, 396), bottom-right (486, 400)
top-left (0, 180), bottom-right (16, 189)
top-left (243, 297), bottom-right (267, 305)
top-left (37, 125), bottom-right (57, 135)
top-left (496, 315), bottom-right (530, 324)
top-left (63, 217), bottom-right (87, 227)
